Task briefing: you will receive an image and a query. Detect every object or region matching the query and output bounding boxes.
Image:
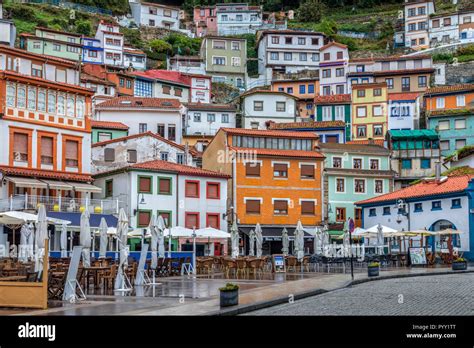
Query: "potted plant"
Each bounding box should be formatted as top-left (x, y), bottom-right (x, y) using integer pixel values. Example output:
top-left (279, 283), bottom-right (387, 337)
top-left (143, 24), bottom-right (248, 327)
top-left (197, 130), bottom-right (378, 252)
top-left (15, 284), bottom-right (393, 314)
top-left (219, 283), bottom-right (239, 307)
top-left (368, 262), bottom-right (380, 277)
top-left (452, 257), bottom-right (467, 271)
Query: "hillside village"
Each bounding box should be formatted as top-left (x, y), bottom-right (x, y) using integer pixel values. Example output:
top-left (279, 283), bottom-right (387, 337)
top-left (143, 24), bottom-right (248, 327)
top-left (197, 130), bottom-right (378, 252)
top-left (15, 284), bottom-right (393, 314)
top-left (0, 0), bottom-right (474, 260)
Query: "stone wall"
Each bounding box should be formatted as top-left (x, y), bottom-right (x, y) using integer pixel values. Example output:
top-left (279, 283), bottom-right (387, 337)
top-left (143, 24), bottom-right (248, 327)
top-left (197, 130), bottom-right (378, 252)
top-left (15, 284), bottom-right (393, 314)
top-left (445, 61), bottom-right (474, 84)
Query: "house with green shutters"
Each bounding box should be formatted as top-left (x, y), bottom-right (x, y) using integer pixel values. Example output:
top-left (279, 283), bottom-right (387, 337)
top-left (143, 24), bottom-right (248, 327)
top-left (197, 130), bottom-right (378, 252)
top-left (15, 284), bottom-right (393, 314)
top-left (20, 27), bottom-right (83, 61)
top-left (320, 142), bottom-right (394, 228)
top-left (91, 120), bottom-right (129, 144)
top-left (314, 94), bottom-right (352, 141)
top-left (201, 36), bottom-right (247, 89)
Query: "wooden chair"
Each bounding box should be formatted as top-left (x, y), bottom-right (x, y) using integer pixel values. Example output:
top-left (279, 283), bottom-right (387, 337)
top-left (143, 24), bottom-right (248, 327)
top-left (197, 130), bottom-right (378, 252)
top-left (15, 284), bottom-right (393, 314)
top-left (101, 264), bottom-right (117, 291)
top-left (225, 259), bottom-right (237, 278)
top-left (248, 259), bottom-right (261, 279)
top-left (236, 258), bottom-right (247, 278)
top-left (302, 256), bottom-right (310, 272)
top-left (286, 256), bottom-right (297, 272)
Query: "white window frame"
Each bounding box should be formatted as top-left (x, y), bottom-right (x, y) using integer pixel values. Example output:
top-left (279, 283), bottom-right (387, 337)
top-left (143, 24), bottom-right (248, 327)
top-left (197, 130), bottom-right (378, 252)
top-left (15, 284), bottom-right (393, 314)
top-left (322, 106), bottom-right (332, 121)
top-left (335, 177), bottom-right (345, 193)
top-left (354, 178), bottom-right (367, 194)
top-left (334, 105), bottom-right (345, 121)
top-left (456, 95), bottom-right (465, 107)
top-left (436, 97), bottom-right (445, 109)
top-left (374, 179), bottom-right (384, 194)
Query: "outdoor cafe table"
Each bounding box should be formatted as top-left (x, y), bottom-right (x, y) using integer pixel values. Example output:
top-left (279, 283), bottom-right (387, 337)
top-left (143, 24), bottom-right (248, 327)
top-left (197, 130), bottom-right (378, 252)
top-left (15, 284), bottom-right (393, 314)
top-left (82, 267), bottom-right (110, 289)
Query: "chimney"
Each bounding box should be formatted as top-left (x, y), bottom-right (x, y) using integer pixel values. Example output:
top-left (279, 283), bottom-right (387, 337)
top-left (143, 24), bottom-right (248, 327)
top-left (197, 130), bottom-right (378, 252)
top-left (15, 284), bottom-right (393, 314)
top-left (435, 160), bottom-right (441, 183)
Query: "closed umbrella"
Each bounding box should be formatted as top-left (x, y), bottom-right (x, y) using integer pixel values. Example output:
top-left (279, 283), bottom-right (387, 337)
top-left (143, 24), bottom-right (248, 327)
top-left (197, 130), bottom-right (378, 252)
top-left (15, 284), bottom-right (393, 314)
top-left (282, 227), bottom-right (289, 256)
top-left (149, 214), bottom-right (158, 269)
top-left (321, 225), bottom-right (330, 255)
top-left (19, 224), bottom-right (29, 263)
top-left (115, 208), bottom-right (129, 290)
top-left (99, 218), bottom-right (108, 259)
top-left (313, 227), bottom-right (322, 255)
top-left (255, 223), bottom-right (263, 258)
top-left (230, 220), bottom-right (239, 258)
top-left (294, 220), bottom-right (305, 261)
top-left (26, 222), bottom-right (34, 261)
top-left (79, 210), bottom-right (92, 267)
top-left (248, 229), bottom-right (255, 256)
top-left (157, 215), bottom-right (166, 258)
top-left (35, 204), bottom-right (48, 275)
top-left (60, 223), bottom-right (68, 258)
top-left (377, 223), bottom-right (384, 255)
top-left (342, 220), bottom-right (350, 257)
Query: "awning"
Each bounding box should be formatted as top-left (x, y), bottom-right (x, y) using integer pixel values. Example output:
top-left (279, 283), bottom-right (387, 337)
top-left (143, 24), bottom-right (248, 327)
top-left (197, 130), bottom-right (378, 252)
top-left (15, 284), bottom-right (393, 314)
top-left (65, 182), bottom-right (102, 193)
top-left (40, 180), bottom-right (74, 191)
top-left (47, 212), bottom-right (117, 228)
top-left (5, 177), bottom-right (48, 189)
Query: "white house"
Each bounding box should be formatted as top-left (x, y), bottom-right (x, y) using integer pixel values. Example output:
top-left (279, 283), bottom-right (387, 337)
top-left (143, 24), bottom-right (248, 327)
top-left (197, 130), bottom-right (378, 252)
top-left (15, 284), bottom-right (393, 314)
top-left (93, 160), bottom-right (230, 238)
top-left (184, 103), bottom-right (236, 136)
top-left (129, 0), bottom-right (180, 30)
top-left (319, 42), bottom-right (349, 96)
top-left (95, 20), bottom-right (124, 66)
top-left (216, 3), bottom-right (263, 36)
top-left (257, 30), bottom-right (325, 83)
top-left (91, 131), bottom-right (195, 174)
top-left (429, 13), bottom-right (459, 46)
top-left (404, 0), bottom-right (435, 50)
top-left (81, 37), bottom-right (103, 65)
top-left (459, 10), bottom-right (474, 42)
top-left (388, 92), bottom-right (421, 130)
top-left (169, 55), bottom-right (206, 75)
top-left (94, 96), bottom-right (183, 143)
top-left (188, 74), bottom-right (212, 104)
top-left (123, 47), bottom-right (147, 70)
top-left (240, 90), bottom-right (297, 129)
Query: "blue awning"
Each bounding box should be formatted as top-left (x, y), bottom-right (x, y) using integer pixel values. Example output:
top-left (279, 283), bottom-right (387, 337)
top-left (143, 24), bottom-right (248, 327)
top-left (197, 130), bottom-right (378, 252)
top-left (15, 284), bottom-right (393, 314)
top-left (47, 212), bottom-right (118, 228)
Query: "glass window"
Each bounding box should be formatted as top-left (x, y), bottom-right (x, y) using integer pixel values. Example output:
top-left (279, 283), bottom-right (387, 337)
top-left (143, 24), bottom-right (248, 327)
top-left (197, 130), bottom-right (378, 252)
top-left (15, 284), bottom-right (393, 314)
top-left (357, 126), bottom-right (366, 138)
top-left (373, 125), bottom-right (383, 136)
top-left (299, 85), bottom-right (306, 94)
top-left (37, 90), bottom-right (46, 112)
top-left (67, 96), bottom-right (75, 117)
top-left (221, 114), bottom-right (229, 123)
top-left (276, 102), bottom-right (286, 112)
top-left (322, 106), bottom-right (332, 121)
top-left (375, 180), bottom-right (383, 194)
top-left (451, 199), bottom-right (461, 208)
top-left (383, 207), bottom-right (390, 215)
top-left (354, 179), bottom-right (365, 193)
top-left (357, 106), bottom-right (366, 117)
top-left (455, 139), bottom-right (466, 149)
top-left (76, 97), bottom-right (84, 118)
top-left (369, 208), bottom-right (376, 217)
top-left (456, 95), bottom-right (465, 107)
top-left (455, 119), bottom-right (466, 129)
top-left (402, 159), bottom-right (412, 169)
top-left (207, 113), bottom-right (216, 122)
top-left (194, 113), bottom-right (201, 122)
top-left (6, 83), bottom-right (16, 107)
top-left (27, 87), bottom-right (36, 110)
top-left (432, 201), bottom-right (441, 210)
top-left (353, 158), bottom-right (362, 169)
top-left (421, 158), bottom-right (431, 169)
top-left (436, 97), bottom-right (445, 109)
top-left (284, 52), bottom-right (292, 61)
top-left (414, 203), bottom-right (423, 212)
top-left (336, 178), bottom-right (345, 192)
top-left (254, 101), bottom-right (263, 111)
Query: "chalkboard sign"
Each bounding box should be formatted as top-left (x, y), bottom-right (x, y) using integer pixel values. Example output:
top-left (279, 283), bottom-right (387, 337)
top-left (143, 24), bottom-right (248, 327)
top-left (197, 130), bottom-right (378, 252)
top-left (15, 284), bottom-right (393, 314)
top-left (272, 254), bottom-right (286, 273)
top-left (409, 247), bottom-right (426, 265)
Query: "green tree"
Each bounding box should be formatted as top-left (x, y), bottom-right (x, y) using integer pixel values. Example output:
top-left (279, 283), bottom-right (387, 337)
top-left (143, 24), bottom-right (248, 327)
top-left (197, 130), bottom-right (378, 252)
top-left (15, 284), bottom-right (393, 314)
top-left (75, 20), bottom-right (92, 36)
top-left (149, 39), bottom-right (173, 55)
top-left (296, 0), bottom-right (325, 23)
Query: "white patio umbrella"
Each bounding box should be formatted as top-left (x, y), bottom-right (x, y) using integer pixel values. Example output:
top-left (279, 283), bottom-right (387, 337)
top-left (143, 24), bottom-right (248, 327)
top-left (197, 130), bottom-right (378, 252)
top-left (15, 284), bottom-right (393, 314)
top-left (149, 214), bottom-right (158, 269)
top-left (35, 205), bottom-right (48, 275)
top-left (115, 208), bottom-right (129, 290)
top-left (282, 227), bottom-right (289, 256)
top-left (60, 222), bottom-right (68, 258)
top-left (230, 220), bottom-right (239, 258)
top-left (376, 223), bottom-right (384, 255)
top-left (163, 226), bottom-right (194, 237)
top-left (255, 223), bottom-right (263, 258)
top-left (195, 227), bottom-right (231, 238)
top-left (294, 220), bottom-right (305, 261)
top-left (26, 222), bottom-right (34, 261)
top-left (19, 224), bottom-right (29, 263)
top-left (80, 210), bottom-right (92, 267)
top-left (321, 225), bottom-right (330, 255)
top-left (248, 229), bottom-right (255, 256)
top-left (99, 218), bottom-right (108, 259)
top-left (157, 215), bottom-right (166, 258)
top-left (312, 227), bottom-right (321, 255)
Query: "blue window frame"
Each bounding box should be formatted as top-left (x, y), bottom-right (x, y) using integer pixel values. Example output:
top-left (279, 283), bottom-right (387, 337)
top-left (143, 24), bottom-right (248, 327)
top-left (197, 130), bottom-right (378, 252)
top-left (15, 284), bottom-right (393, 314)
top-left (402, 159), bottom-right (412, 169)
top-left (414, 203), bottom-right (423, 212)
top-left (431, 201), bottom-right (442, 211)
top-left (369, 208), bottom-right (376, 217)
top-left (308, 84), bottom-right (314, 93)
top-left (451, 199), bottom-right (461, 209)
top-left (306, 103), bottom-right (313, 110)
top-left (383, 206), bottom-right (390, 215)
top-left (299, 85), bottom-right (306, 94)
top-left (287, 87), bottom-right (293, 94)
top-left (420, 158), bottom-right (430, 169)
top-left (134, 79), bottom-right (153, 97)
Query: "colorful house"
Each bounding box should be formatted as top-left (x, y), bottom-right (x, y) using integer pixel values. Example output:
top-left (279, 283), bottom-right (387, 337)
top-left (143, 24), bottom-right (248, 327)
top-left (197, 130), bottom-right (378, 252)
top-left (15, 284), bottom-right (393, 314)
top-left (271, 77), bottom-right (319, 120)
top-left (318, 42), bottom-right (349, 96)
top-left (194, 5), bottom-right (217, 37)
top-left (425, 84), bottom-right (474, 156)
top-left (320, 142), bottom-right (393, 228)
top-left (351, 82), bottom-right (388, 143)
top-left (388, 92), bottom-right (421, 130)
top-left (268, 121), bottom-right (346, 144)
top-left (356, 173), bottom-right (474, 260)
top-left (215, 3), bottom-right (262, 36)
top-left (83, 64), bottom-right (135, 97)
top-left (314, 94), bottom-right (351, 141)
top-left (91, 120), bottom-right (129, 144)
top-left (203, 128), bottom-right (324, 255)
top-left (404, 0), bottom-right (435, 50)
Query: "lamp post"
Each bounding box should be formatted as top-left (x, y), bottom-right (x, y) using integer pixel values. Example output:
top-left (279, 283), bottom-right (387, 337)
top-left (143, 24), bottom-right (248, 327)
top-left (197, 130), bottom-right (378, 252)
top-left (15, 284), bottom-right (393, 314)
top-left (192, 226), bottom-right (197, 275)
top-left (348, 218), bottom-right (355, 281)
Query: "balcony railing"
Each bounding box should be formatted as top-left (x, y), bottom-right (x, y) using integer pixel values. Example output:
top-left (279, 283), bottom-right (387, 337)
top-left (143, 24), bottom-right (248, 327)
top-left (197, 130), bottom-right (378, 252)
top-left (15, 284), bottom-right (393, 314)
top-left (0, 194), bottom-right (124, 215)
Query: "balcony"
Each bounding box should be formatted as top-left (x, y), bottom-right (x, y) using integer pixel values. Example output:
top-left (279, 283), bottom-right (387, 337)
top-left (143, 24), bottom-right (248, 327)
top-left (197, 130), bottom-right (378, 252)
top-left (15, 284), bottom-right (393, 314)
top-left (0, 194), bottom-right (124, 215)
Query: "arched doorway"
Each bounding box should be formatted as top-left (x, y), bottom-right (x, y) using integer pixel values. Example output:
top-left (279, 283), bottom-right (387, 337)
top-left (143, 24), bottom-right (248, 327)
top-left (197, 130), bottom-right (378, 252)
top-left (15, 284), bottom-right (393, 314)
top-left (428, 220), bottom-right (460, 251)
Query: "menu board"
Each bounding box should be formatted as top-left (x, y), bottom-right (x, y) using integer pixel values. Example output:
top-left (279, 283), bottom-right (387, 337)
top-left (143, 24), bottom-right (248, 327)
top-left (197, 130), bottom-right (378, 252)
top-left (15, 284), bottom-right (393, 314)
top-left (409, 247), bottom-right (427, 265)
top-left (272, 254), bottom-right (286, 273)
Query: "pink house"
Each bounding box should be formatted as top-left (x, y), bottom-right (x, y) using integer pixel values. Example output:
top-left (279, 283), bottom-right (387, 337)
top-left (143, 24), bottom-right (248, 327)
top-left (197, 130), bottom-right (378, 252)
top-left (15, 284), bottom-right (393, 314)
top-left (194, 6), bottom-right (217, 37)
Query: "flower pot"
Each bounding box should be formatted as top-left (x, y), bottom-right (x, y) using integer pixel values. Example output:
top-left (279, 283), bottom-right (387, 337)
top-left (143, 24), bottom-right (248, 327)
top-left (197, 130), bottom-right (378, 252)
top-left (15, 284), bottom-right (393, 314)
top-left (220, 289), bottom-right (239, 307)
top-left (368, 266), bottom-right (379, 277)
top-left (452, 261), bottom-right (467, 271)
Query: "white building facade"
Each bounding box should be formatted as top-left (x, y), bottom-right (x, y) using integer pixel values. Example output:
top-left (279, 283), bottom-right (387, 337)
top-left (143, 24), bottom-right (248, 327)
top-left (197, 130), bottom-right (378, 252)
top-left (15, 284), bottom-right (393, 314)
top-left (129, 1), bottom-right (180, 30)
top-left (429, 13), bottom-right (459, 46)
top-left (319, 42), bottom-right (349, 96)
top-left (184, 103), bottom-right (236, 135)
top-left (95, 21), bottom-right (124, 67)
top-left (216, 3), bottom-right (263, 36)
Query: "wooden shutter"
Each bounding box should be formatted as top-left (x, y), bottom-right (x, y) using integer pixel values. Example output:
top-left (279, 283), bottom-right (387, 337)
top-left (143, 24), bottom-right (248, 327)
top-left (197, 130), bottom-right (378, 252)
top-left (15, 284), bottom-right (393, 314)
top-left (128, 150), bottom-right (137, 163)
top-left (207, 214), bottom-right (219, 229)
top-left (138, 211), bottom-right (151, 226)
top-left (246, 163), bottom-right (260, 176)
top-left (104, 148), bottom-right (115, 162)
top-left (41, 137), bottom-right (53, 157)
top-left (186, 213), bottom-right (199, 229)
top-left (14, 133), bottom-right (28, 154)
top-left (207, 183), bottom-right (219, 198)
top-left (186, 181), bottom-right (198, 197)
top-left (246, 200), bottom-right (260, 214)
top-left (274, 163), bottom-right (287, 171)
top-left (274, 200), bottom-right (288, 211)
top-left (139, 177), bottom-right (151, 192)
top-left (301, 201), bottom-right (315, 215)
top-left (301, 165), bottom-right (314, 178)
top-left (66, 140), bottom-right (78, 159)
top-left (159, 178), bottom-right (170, 194)
top-left (163, 85), bottom-right (171, 94)
top-left (159, 212), bottom-right (170, 227)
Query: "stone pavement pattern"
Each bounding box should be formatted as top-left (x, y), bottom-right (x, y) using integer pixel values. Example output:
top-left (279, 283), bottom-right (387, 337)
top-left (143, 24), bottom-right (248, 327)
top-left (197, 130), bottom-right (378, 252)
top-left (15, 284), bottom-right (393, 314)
top-left (245, 273), bottom-right (474, 316)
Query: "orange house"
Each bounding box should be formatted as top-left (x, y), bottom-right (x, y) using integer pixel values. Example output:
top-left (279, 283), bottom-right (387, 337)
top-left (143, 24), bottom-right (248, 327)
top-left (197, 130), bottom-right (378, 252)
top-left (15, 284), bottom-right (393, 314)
top-left (424, 84), bottom-right (474, 112)
top-left (271, 78), bottom-right (319, 119)
top-left (202, 128), bottom-right (325, 254)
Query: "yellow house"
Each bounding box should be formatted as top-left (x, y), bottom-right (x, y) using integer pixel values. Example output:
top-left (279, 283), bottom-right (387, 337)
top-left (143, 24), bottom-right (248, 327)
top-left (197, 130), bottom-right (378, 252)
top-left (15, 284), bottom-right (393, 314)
top-left (351, 82), bottom-right (388, 142)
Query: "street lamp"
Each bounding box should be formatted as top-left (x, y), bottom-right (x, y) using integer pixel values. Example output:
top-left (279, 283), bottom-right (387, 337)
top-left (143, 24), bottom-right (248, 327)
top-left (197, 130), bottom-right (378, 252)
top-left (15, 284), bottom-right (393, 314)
top-left (133, 193), bottom-right (146, 216)
top-left (192, 226), bottom-right (197, 275)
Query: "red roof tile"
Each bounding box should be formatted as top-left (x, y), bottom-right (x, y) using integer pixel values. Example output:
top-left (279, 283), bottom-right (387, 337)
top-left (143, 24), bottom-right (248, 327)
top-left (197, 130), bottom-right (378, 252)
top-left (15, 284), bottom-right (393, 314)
top-left (268, 121), bottom-right (346, 129)
top-left (0, 44), bottom-right (78, 67)
top-left (131, 70), bottom-right (191, 86)
top-left (0, 166), bottom-right (93, 182)
top-left (314, 94), bottom-right (351, 104)
top-left (375, 54), bottom-right (431, 62)
top-left (347, 139), bottom-right (385, 146)
top-left (185, 103), bottom-right (236, 112)
top-left (373, 68), bottom-right (435, 76)
top-left (221, 128), bottom-right (318, 139)
top-left (239, 89), bottom-right (297, 99)
top-left (91, 120), bottom-right (129, 130)
top-left (425, 84), bottom-right (474, 96)
top-left (230, 147), bottom-right (324, 159)
top-left (388, 92), bottom-right (420, 101)
top-left (320, 42), bottom-right (348, 51)
top-left (92, 131), bottom-right (184, 150)
top-left (129, 160), bottom-right (230, 178)
top-left (356, 175), bottom-right (474, 205)
top-left (95, 97), bottom-right (181, 109)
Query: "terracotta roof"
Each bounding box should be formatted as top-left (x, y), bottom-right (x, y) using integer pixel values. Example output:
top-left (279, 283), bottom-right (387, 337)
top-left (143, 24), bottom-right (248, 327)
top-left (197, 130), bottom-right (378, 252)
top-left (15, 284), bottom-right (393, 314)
top-left (425, 84), bottom-right (474, 96)
top-left (320, 42), bottom-right (348, 51)
top-left (95, 97), bottom-right (181, 109)
top-left (356, 175), bottom-right (474, 205)
top-left (221, 128), bottom-right (318, 139)
top-left (92, 131), bottom-right (184, 150)
top-left (325, 167), bottom-right (395, 177)
top-left (131, 70), bottom-right (191, 87)
top-left (268, 121), bottom-right (346, 130)
top-left (352, 82), bottom-right (387, 89)
top-left (239, 89), bottom-right (297, 99)
top-left (260, 29), bottom-right (325, 36)
top-left (0, 44), bottom-right (77, 67)
top-left (80, 73), bottom-right (116, 86)
top-left (314, 94), bottom-right (351, 104)
top-left (185, 103), bottom-right (236, 112)
top-left (230, 147), bottom-right (324, 159)
top-left (90, 120), bottom-right (129, 130)
top-left (375, 54), bottom-right (431, 62)
top-left (36, 26), bottom-right (82, 37)
top-left (388, 92), bottom-right (420, 101)
top-left (0, 166), bottom-right (93, 183)
top-left (320, 142), bottom-right (389, 154)
top-left (123, 48), bottom-right (146, 55)
top-left (373, 68), bottom-right (435, 76)
top-left (347, 139), bottom-right (385, 146)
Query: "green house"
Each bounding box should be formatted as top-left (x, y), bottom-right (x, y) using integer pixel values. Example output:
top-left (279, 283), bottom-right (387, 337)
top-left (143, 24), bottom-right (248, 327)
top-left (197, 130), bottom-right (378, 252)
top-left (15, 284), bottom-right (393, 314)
top-left (91, 120), bottom-right (129, 144)
top-left (320, 142), bottom-right (394, 227)
top-left (314, 94), bottom-right (352, 141)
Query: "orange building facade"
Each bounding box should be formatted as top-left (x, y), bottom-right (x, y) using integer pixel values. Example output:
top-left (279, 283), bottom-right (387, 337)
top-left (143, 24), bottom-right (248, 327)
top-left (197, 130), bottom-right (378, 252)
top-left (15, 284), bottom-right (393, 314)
top-left (271, 78), bottom-right (319, 119)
